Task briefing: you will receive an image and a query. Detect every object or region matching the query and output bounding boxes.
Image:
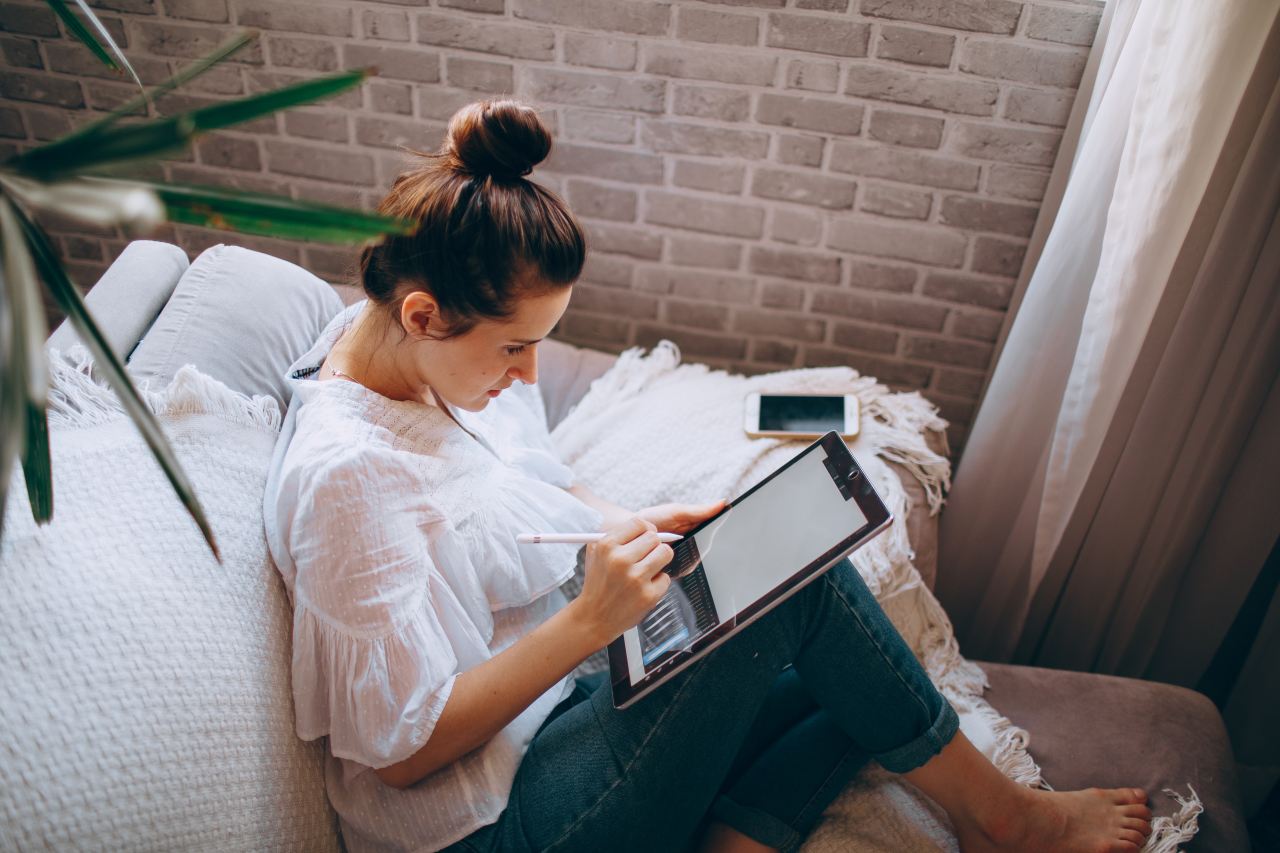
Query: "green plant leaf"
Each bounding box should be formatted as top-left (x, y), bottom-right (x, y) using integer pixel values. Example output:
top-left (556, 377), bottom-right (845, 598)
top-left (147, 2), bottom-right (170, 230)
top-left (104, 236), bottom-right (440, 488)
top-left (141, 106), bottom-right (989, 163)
top-left (14, 205), bottom-right (220, 559)
top-left (1, 174), bottom-right (165, 233)
top-left (146, 181), bottom-right (415, 243)
top-left (0, 199), bottom-right (51, 524)
top-left (14, 68), bottom-right (373, 179)
top-left (44, 0), bottom-right (120, 72)
top-left (62, 30), bottom-right (258, 144)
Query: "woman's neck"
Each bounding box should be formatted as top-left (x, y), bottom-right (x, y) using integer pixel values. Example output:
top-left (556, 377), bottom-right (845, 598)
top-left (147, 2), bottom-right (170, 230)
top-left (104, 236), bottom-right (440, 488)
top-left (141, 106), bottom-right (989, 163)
top-left (328, 305), bottom-right (432, 405)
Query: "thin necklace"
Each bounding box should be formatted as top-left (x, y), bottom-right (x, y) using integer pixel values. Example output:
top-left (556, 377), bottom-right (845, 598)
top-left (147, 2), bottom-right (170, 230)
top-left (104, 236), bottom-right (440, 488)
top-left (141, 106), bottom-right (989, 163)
top-left (328, 364), bottom-right (484, 445)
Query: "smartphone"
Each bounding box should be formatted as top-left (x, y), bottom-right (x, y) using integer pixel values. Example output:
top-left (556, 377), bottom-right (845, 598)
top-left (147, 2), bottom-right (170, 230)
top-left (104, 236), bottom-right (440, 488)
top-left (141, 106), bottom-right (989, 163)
top-left (743, 392), bottom-right (860, 440)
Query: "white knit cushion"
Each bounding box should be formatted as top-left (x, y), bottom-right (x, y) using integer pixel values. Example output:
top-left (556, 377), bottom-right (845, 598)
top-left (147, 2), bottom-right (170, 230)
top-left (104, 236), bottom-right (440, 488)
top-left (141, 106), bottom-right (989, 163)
top-left (0, 351), bottom-right (340, 852)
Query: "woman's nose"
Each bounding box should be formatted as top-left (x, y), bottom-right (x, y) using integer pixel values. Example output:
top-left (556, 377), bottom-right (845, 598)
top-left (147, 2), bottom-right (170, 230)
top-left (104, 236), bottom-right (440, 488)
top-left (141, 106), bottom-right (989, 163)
top-left (510, 348), bottom-right (538, 385)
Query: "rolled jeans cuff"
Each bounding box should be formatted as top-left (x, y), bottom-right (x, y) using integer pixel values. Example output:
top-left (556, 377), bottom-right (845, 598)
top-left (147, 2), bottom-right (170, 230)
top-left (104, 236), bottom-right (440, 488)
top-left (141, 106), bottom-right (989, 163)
top-left (872, 695), bottom-right (960, 774)
top-left (709, 794), bottom-right (806, 853)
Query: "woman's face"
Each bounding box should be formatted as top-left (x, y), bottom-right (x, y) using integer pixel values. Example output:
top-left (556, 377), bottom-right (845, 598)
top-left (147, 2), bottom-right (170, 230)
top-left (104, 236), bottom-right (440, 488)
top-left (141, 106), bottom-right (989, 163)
top-left (401, 284), bottom-right (573, 412)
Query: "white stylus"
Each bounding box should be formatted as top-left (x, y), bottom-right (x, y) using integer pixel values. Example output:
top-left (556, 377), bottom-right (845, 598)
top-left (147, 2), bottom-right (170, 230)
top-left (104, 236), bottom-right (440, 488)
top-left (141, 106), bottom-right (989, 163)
top-left (517, 532), bottom-right (684, 545)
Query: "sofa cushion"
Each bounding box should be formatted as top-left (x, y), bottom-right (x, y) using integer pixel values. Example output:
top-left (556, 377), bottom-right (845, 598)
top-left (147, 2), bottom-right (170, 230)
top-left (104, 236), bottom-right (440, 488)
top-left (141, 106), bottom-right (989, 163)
top-left (128, 244), bottom-right (342, 410)
top-left (0, 353), bottom-right (340, 851)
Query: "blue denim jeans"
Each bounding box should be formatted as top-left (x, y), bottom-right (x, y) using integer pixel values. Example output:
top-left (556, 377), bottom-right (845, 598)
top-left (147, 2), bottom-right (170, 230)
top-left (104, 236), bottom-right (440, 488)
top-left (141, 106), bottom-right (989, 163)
top-left (444, 558), bottom-right (959, 853)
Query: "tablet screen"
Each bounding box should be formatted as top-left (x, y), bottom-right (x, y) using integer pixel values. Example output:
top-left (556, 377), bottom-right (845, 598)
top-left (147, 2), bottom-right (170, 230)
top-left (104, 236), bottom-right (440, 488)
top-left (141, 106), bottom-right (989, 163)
top-left (618, 434), bottom-right (881, 690)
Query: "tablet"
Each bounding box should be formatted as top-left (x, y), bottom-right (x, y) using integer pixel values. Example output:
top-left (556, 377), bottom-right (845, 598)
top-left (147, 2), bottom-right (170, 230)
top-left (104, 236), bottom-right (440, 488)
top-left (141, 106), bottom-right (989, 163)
top-left (608, 431), bottom-right (892, 709)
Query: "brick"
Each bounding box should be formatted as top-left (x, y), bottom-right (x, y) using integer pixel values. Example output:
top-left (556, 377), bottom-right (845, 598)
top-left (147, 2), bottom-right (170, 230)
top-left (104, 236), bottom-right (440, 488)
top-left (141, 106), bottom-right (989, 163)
top-left (734, 308), bottom-right (826, 342)
top-left (829, 218), bottom-right (965, 267)
top-left (286, 110), bottom-right (349, 143)
top-left (0, 106), bottom-right (23, 138)
top-left (934, 367), bottom-right (985, 396)
top-left (0, 71), bottom-right (82, 108)
top-left (267, 37), bottom-right (338, 71)
top-left (860, 184), bottom-right (931, 220)
top-left (563, 109), bottom-right (634, 144)
top-left (751, 167), bottom-right (855, 210)
top-left (512, 0), bottom-right (670, 36)
top-left (867, 109), bottom-right (943, 148)
top-left (364, 10), bottom-right (410, 41)
top-left (832, 322), bottom-right (899, 353)
top-left (526, 68), bottom-right (664, 113)
top-left (369, 82), bottom-right (413, 115)
top-left (645, 45), bottom-right (776, 86)
top-left (567, 179), bottom-right (637, 221)
top-left (673, 159), bottom-right (745, 194)
top-left (235, 1), bottom-right (353, 36)
top-left (85, 80), bottom-right (153, 116)
top-left (45, 44), bottom-right (170, 82)
top-left (759, 281), bottom-right (806, 310)
top-left (246, 70), bottom-right (360, 109)
top-left (418, 88), bottom-right (482, 120)
top-left (585, 222), bottom-right (664, 259)
top-left (960, 41), bottom-right (1087, 88)
top-left (749, 245), bottom-right (841, 284)
top-left (643, 120), bottom-right (769, 159)
top-left (829, 142), bottom-right (978, 190)
top-left (677, 7), bottom-right (758, 45)
top-left (578, 256), bottom-right (634, 291)
top-left (63, 234), bottom-right (104, 261)
top-left (265, 139), bottom-right (375, 185)
top-left (805, 349), bottom-right (933, 386)
top-left (771, 208), bottom-right (823, 246)
top-left (860, 0), bottom-right (1022, 35)
top-left (756, 93), bottom-right (863, 136)
top-left (668, 236), bottom-right (742, 270)
top-left (645, 191), bottom-right (765, 239)
top-left (672, 84), bottom-right (750, 122)
top-left (814, 290), bottom-right (947, 331)
top-left (563, 32), bottom-right (637, 71)
top-left (25, 108), bottom-right (73, 140)
top-left (180, 64), bottom-right (242, 95)
top-left (785, 59), bottom-right (839, 93)
top-left (417, 12), bottom-right (554, 60)
top-left (765, 13), bottom-right (868, 57)
top-left (1, 36), bottom-right (40, 69)
top-left (447, 56), bottom-right (512, 92)
top-left (952, 122), bottom-right (1060, 166)
top-left (301, 245), bottom-right (359, 282)
top-left (695, 0), bottom-right (784, 6)
top-left (951, 308), bottom-right (1003, 341)
top-left (971, 235), bottom-right (1026, 276)
top-left (544, 142), bottom-right (663, 184)
top-left (572, 284), bottom-right (659, 319)
top-left (931, 393), bottom-right (975, 424)
top-left (940, 195), bottom-right (1037, 237)
top-left (561, 312), bottom-right (632, 346)
top-left (750, 339), bottom-right (798, 365)
top-left (876, 25), bottom-right (954, 68)
top-left (358, 115), bottom-right (442, 149)
top-left (635, 324), bottom-right (746, 360)
top-left (0, 3), bottom-right (58, 37)
top-left (904, 334), bottom-right (992, 369)
top-left (167, 163), bottom-right (288, 193)
top-left (639, 268), bottom-right (756, 303)
top-left (1026, 5), bottom-right (1102, 47)
top-left (986, 164), bottom-right (1050, 201)
top-left (796, 0), bottom-right (847, 10)
top-left (196, 133), bottom-right (261, 170)
top-left (662, 298), bottom-right (730, 331)
top-left (922, 271), bottom-right (1013, 309)
top-left (163, 0), bottom-right (228, 22)
top-left (845, 64), bottom-right (997, 116)
top-left (1005, 87), bottom-right (1074, 127)
top-left (440, 0), bottom-right (505, 13)
top-left (344, 44), bottom-right (440, 83)
top-left (776, 134), bottom-right (824, 167)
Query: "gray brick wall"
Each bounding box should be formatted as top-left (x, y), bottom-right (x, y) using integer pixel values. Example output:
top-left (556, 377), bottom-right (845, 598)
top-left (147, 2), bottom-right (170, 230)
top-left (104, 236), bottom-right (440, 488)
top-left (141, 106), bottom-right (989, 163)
top-left (0, 0), bottom-right (1103, 453)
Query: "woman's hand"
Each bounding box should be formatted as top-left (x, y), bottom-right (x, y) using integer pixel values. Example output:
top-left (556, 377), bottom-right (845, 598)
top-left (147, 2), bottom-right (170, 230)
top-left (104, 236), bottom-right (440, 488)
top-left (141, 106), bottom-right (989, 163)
top-left (635, 499), bottom-right (728, 534)
top-left (571, 516), bottom-right (674, 645)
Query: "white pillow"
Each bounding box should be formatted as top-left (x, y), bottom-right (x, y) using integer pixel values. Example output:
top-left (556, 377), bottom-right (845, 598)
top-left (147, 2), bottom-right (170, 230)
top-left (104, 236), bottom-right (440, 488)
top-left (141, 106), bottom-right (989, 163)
top-left (0, 351), bottom-right (341, 852)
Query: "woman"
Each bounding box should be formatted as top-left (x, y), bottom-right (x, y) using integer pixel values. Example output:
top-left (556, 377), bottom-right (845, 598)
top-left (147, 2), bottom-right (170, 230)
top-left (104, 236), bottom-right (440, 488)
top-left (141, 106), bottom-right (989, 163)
top-left (263, 99), bottom-right (1154, 853)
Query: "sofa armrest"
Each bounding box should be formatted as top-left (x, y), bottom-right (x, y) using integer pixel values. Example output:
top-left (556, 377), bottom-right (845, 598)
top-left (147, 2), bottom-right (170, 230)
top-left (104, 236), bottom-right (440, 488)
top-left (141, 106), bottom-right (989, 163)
top-left (45, 240), bottom-right (189, 362)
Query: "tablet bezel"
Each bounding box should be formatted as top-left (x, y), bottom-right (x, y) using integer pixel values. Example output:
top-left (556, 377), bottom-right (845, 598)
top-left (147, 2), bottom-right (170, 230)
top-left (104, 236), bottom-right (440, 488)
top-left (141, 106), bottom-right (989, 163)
top-left (607, 431), bottom-right (892, 709)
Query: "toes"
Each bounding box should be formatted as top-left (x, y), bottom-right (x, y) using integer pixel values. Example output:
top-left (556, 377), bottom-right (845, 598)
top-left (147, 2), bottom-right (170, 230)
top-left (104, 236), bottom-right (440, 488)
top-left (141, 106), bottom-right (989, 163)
top-left (1118, 828), bottom-right (1147, 846)
top-left (1121, 817), bottom-right (1152, 836)
top-left (1110, 842), bottom-right (1140, 853)
top-left (1108, 786), bottom-right (1147, 804)
top-left (1121, 803), bottom-right (1153, 820)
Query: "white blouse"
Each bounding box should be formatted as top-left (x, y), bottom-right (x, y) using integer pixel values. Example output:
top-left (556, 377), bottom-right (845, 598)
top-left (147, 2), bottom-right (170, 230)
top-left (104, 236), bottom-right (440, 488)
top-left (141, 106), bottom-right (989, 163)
top-left (262, 300), bottom-right (604, 852)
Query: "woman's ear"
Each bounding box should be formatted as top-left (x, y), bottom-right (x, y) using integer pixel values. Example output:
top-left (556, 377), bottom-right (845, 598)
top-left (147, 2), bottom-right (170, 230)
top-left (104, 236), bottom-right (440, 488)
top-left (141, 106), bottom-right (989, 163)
top-left (399, 290), bottom-right (439, 340)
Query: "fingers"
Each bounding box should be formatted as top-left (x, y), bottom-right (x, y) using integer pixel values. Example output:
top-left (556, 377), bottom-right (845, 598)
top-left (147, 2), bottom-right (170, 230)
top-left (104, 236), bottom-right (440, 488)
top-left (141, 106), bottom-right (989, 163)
top-left (633, 540), bottom-right (674, 579)
top-left (597, 516), bottom-right (655, 549)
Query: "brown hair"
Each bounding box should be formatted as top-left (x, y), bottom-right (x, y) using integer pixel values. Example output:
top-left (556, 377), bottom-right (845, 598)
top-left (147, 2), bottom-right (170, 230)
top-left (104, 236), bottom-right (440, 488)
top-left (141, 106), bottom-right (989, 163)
top-left (359, 98), bottom-right (586, 339)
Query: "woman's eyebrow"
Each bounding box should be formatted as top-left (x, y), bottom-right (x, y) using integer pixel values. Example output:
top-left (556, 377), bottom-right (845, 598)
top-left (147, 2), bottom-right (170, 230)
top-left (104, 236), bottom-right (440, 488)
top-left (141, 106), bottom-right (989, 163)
top-left (512, 337), bottom-right (544, 345)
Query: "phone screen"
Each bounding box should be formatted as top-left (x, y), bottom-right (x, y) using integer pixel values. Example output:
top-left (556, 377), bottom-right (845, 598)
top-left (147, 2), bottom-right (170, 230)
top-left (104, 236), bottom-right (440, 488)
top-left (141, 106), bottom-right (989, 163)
top-left (759, 395), bottom-right (845, 433)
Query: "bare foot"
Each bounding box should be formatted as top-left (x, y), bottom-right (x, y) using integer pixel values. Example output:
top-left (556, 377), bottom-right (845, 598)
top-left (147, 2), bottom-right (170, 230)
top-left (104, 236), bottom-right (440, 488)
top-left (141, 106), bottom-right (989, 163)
top-left (958, 786), bottom-right (1154, 853)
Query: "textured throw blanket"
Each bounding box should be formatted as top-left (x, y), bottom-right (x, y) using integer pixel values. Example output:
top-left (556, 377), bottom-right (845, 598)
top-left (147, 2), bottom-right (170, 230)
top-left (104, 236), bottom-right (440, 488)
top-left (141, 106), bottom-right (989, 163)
top-left (550, 342), bottom-right (1202, 853)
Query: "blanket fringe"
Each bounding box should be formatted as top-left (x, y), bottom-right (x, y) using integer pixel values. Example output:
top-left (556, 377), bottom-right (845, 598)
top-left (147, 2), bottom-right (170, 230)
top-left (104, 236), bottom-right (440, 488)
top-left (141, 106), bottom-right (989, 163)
top-left (1141, 787), bottom-right (1203, 853)
top-left (45, 345), bottom-right (282, 433)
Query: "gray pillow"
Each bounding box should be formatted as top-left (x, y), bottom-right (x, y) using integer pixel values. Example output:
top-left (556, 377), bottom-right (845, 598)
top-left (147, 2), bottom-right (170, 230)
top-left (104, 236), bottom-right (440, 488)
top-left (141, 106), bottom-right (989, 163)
top-left (128, 244), bottom-right (343, 409)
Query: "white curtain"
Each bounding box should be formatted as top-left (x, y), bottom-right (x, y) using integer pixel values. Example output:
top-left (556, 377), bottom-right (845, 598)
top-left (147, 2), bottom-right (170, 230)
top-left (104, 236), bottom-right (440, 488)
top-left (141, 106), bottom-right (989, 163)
top-left (937, 0), bottom-right (1280, 806)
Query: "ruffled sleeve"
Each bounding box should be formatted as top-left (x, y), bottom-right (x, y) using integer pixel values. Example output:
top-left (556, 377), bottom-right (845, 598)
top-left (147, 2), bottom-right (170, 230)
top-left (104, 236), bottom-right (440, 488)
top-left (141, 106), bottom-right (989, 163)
top-left (481, 380), bottom-right (580, 488)
top-left (286, 448), bottom-right (475, 769)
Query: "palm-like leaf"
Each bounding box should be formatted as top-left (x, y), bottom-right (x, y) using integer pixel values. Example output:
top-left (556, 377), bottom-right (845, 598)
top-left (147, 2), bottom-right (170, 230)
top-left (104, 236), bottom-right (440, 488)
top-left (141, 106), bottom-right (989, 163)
top-left (45, 0), bottom-right (144, 92)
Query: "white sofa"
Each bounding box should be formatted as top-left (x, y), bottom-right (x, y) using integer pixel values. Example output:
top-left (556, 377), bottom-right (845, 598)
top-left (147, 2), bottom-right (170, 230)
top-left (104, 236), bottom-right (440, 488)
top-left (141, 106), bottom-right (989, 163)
top-left (0, 241), bottom-right (1246, 851)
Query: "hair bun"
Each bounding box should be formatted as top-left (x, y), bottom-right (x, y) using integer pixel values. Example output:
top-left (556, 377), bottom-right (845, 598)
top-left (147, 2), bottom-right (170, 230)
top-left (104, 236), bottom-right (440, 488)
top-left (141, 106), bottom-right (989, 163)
top-left (446, 99), bottom-right (551, 181)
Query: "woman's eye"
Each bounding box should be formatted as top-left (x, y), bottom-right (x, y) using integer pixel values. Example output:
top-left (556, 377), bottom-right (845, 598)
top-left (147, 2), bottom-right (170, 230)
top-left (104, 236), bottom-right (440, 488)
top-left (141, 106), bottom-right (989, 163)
top-left (504, 345), bottom-right (526, 356)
